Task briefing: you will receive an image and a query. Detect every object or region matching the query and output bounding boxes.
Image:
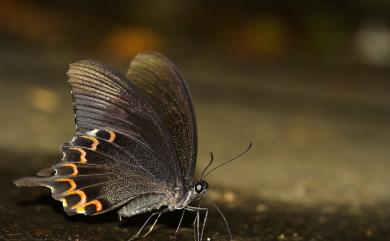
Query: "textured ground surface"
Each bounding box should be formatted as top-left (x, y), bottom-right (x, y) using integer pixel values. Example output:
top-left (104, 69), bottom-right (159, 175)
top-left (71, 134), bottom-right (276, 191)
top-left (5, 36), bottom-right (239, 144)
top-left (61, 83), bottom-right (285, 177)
top-left (1, 48), bottom-right (390, 240)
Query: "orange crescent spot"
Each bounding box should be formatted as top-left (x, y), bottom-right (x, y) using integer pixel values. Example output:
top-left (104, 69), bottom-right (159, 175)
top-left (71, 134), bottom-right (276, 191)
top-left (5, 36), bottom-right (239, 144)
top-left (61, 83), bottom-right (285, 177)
top-left (70, 147), bottom-right (87, 163)
top-left (56, 178), bottom-right (77, 193)
top-left (81, 136), bottom-right (99, 150)
top-left (76, 199), bottom-right (103, 214)
top-left (62, 163), bottom-right (78, 176)
top-left (66, 189), bottom-right (87, 209)
top-left (106, 130), bottom-right (116, 142)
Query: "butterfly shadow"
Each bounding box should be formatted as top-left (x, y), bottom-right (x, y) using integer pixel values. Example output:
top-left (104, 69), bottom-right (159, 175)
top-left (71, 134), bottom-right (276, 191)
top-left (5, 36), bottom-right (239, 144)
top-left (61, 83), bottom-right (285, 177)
top-left (14, 188), bottom-right (197, 224)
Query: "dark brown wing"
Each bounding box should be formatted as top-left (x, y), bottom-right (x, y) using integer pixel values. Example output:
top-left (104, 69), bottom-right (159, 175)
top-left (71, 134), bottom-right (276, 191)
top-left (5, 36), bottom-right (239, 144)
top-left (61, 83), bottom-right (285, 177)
top-left (66, 59), bottom-right (182, 186)
top-left (14, 129), bottom-right (169, 216)
top-left (126, 52), bottom-right (197, 186)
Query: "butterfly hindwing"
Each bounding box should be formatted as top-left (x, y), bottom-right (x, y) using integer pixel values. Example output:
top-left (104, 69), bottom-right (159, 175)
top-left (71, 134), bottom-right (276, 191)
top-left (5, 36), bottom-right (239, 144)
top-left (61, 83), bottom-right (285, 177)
top-left (14, 129), bottom-right (171, 216)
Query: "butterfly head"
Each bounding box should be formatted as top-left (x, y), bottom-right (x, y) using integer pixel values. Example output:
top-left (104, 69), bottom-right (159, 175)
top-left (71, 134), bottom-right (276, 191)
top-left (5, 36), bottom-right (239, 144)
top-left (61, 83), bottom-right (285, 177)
top-left (194, 179), bottom-right (208, 195)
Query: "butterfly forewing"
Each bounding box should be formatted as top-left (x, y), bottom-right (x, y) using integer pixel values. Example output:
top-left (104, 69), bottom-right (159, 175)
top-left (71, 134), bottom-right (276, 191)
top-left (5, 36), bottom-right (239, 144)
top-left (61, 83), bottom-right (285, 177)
top-left (126, 52), bottom-right (197, 187)
top-left (67, 60), bottom-right (181, 185)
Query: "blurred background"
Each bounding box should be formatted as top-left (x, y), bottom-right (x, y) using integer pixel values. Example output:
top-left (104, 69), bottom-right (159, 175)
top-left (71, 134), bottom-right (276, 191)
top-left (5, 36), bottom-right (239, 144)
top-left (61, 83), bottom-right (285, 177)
top-left (1, 1), bottom-right (390, 240)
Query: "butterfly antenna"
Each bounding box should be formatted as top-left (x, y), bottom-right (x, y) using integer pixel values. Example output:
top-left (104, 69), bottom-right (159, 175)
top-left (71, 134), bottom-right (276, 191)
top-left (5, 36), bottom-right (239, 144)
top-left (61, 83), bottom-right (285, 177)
top-left (200, 152), bottom-right (214, 179)
top-left (204, 142), bottom-right (252, 178)
top-left (212, 202), bottom-right (233, 240)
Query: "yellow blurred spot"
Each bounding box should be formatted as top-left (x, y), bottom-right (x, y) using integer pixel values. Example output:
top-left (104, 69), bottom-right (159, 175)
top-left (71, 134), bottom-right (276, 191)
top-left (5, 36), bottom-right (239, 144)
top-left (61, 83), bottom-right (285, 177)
top-left (223, 190), bottom-right (237, 204)
top-left (101, 27), bottom-right (161, 59)
top-left (27, 87), bottom-right (59, 113)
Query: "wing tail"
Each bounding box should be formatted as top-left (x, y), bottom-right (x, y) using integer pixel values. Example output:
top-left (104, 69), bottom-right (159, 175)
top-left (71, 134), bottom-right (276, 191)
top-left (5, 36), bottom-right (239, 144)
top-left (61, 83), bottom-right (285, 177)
top-left (14, 176), bottom-right (49, 187)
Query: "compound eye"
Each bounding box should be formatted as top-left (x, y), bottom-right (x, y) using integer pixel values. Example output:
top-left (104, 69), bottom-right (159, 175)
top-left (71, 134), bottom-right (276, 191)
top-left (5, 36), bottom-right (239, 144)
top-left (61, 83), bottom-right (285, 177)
top-left (195, 182), bottom-right (203, 193)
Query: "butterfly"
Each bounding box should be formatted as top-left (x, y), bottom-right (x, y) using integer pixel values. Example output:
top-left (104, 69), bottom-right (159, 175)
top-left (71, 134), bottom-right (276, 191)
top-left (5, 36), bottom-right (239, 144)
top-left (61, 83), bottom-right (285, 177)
top-left (14, 52), bottom-right (238, 241)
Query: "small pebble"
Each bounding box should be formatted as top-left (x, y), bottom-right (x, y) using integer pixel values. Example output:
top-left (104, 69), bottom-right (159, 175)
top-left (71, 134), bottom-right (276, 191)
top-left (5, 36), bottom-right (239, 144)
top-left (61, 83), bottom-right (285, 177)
top-left (278, 234), bottom-right (286, 240)
top-left (366, 228), bottom-right (373, 237)
top-left (256, 203), bottom-right (267, 212)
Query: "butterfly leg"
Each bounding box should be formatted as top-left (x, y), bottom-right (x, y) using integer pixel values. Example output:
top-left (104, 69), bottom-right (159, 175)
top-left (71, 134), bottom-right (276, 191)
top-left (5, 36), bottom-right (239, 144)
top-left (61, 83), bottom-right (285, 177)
top-left (186, 206), bottom-right (208, 241)
top-left (193, 212), bottom-right (198, 241)
top-left (127, 209), bottom-right (168, 241)
top-left (128, 212), bottom-right (157, 241)
top-left (193, 209), bottom-right (208, 241)
top-left (196, 200), bottom-right (208, 241)
top-left (175, 208), bottom-right (186, 235)
top-left (196, 210), bottom-right (200, 241)
top-left (202, 208), bottom-right (208, 240)
top-left (190, 209), bottom-right (199, 241)
top-left (141, 212), bottom-right (162, 238)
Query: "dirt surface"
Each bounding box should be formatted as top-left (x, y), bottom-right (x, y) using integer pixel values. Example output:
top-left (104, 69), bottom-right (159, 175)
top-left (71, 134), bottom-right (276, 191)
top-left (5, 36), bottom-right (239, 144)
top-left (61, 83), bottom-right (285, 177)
top-left (2, 150), bottom-right (390, 241)
top-left (1, 48), bottom-right (390, 240)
